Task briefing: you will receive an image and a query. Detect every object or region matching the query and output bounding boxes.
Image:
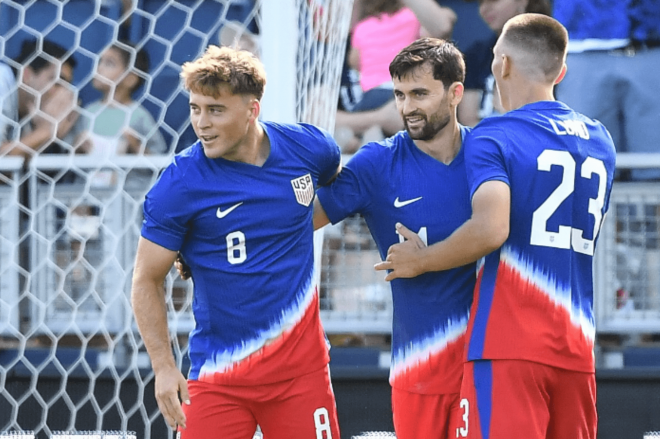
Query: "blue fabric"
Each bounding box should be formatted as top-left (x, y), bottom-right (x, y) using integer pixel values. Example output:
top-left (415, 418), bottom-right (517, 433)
top-left (141, 121), bottom-right (341, 378)
top-left (317, 127), bottom-right (475, 391)
top-left (554, 0), bottom-right (660, 42)
top-left (351, 87), bottom-right (394, 112)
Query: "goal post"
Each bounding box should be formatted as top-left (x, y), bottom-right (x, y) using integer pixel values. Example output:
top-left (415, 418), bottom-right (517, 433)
top-left (0, 1), bottom-right (363, 438)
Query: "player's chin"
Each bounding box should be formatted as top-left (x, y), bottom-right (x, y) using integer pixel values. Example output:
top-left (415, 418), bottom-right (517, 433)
top-left (200, 141), bottom-right (223, 158)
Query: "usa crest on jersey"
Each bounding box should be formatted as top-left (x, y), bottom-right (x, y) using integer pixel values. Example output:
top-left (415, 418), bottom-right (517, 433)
top-left (291, 173), bottom-right (314, 206)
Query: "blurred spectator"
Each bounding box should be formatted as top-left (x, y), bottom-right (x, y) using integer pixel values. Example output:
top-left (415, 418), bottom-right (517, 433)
top-left (349, 0), bottom-right (455, 112)
top-left (458, 0), bottom-right (552, 126)
top-left (0, 39), bottom-right (79, 159)
top-left (77, 40), bottom-right (166, 162)
top-left (67, 41), bottom-right (168, 291)
top-left (335, 0), bottom-right (457, 152)
top-left (554, 0), bottom-right (660, 181)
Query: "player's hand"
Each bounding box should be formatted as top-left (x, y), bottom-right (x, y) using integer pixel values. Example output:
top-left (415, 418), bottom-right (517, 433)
top-left (154, 366), bottom-right (190, 430)
top-left (175, 253), bottom-right (191, 280)
top-left (374, 223), bottom-right (427, 281)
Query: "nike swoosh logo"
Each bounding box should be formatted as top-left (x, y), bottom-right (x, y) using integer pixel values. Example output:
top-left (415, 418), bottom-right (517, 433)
top-left (393, 196), bottom-right (422, 208)
top-left (216, 202), bottom-right (243, 219)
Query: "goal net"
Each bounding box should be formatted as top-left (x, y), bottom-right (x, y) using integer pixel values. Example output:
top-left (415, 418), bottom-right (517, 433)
top-left (0, 0), bottom-right (388, 437)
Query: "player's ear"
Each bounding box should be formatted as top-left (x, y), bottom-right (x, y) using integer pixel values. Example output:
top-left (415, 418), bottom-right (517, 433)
top-left (449, 82), bottom-right (464, 106)
top-left (500, 54), bottom-right (512, 79)
top-left (249, 98), bottom-right (261, 123)
top-left (554, 64), bottom-right (567, 85)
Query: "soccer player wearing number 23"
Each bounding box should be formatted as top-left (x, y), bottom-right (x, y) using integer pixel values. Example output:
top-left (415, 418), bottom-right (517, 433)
top-left (377, 14), bottom-right (616, 439)
top-left (131, 46), bottom-right (341, 439)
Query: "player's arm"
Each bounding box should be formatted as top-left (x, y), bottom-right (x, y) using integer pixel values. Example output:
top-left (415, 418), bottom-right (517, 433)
top-left (403, 0), bottom-right (457, 39)
top-left (313, 198), bottom-right (331, 230)
top-left (131, 237), bottom-right (190, 429)
top-left (375, 180), bottom-right (510, 280)
top-left (313, 159), bottom-right (342, 231)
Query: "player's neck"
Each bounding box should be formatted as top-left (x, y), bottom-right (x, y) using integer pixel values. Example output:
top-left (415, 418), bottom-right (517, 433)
top-left (502, 82), bottom-right (555, 112)
top-left (416, 117), bottom-right (462, 165)
top-left (234, 122), bottom-right (270, 167)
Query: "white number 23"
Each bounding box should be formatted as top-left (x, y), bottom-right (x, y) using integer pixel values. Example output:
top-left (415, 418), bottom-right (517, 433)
top-left (530, 150), bottom-right (607, 256)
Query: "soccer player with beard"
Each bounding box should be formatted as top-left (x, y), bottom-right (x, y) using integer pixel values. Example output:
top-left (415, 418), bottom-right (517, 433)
top-left (131, 45), bottom-right (341, 439)
top-left (314, 38), bottom-right (475, 439)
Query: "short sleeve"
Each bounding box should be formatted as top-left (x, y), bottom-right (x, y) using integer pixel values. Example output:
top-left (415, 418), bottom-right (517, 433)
top-left (464, 124), bottom-right (510, 199)
top-left (316, 142), bottom-right (378, 224)
top-left (141, 159), bottom-right (191, 250)
top-left (299, 123), bottom-right (341, 186)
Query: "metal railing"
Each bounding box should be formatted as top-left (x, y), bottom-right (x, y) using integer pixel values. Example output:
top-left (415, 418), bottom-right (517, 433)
top-left (0, 153), bottom-right (658, 337)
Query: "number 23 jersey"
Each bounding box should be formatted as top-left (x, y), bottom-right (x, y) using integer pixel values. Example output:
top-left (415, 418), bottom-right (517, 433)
top-left (141, 121), bottom-right (341, 385)
top-left (464, 101), bottom-right (616, 372)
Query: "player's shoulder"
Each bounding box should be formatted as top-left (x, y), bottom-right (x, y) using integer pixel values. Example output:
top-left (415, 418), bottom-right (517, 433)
top-left (263, 121), bottom-right (337, 156)
top-left (263, 120), bottom-right (333, 142)
top-left (467, 115), bottom-right (508, 140)
top-left (354, 130), bottom-right (409, 159)
top-left (166, 140), bottom-right (202, 177)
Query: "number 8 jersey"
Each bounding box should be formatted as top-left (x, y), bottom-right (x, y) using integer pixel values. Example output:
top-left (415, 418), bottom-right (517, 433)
top-left (141, 121), bottom-right (341, 385)
top-left (464, 101), bottom-right (616, 372)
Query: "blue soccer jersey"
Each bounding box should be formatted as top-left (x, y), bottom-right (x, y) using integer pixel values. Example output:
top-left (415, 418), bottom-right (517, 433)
top-left (141, 121), bottom-right (341, 385)
top-left (317, 128), bottom-right (475, 394)
top-left (464, 101), bottom-right (616, 372)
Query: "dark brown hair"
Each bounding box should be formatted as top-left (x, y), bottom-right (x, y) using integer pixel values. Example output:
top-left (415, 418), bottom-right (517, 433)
top-left (389, 38), bottom-right (465, 89)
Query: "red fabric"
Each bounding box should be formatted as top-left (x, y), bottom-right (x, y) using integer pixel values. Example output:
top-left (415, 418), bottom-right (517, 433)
top-left (459, 360), bottom-right (597, 439)
top-left (392, 387), bottom-right (461, 439)
top-left (180, 365), bottom-right (340, 439)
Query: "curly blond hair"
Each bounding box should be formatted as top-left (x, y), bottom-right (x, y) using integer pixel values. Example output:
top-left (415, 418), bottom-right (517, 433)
top-left (180, 45), bottom-right (266, 100)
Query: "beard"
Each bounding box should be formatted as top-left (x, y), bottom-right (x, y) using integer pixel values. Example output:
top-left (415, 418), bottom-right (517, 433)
top-left (404, 110), bottom-right (451, 141)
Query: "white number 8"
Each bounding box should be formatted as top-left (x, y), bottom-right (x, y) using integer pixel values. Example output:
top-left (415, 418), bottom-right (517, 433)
top-left (314, 407), bottom-right (332, 439)
top-left (226, 231), bottom-right (246, 264)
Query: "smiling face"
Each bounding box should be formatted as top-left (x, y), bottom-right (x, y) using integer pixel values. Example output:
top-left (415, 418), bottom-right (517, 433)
top-left (393, 64), bottom-right (453, 142)
top-left (189, 86), bottom-right (258, 160)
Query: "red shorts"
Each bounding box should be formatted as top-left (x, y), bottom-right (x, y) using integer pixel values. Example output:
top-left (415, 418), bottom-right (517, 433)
top-left (179, 365), bottom-right (339, 439)
top-left (391, 387), bottom-right (461, 439)
top-left (458, 360), bottom-right (597, 439)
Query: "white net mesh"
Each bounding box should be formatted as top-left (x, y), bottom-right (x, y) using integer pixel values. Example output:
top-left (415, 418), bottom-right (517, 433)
top-left (0, 0), bottom-right (367, 437)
